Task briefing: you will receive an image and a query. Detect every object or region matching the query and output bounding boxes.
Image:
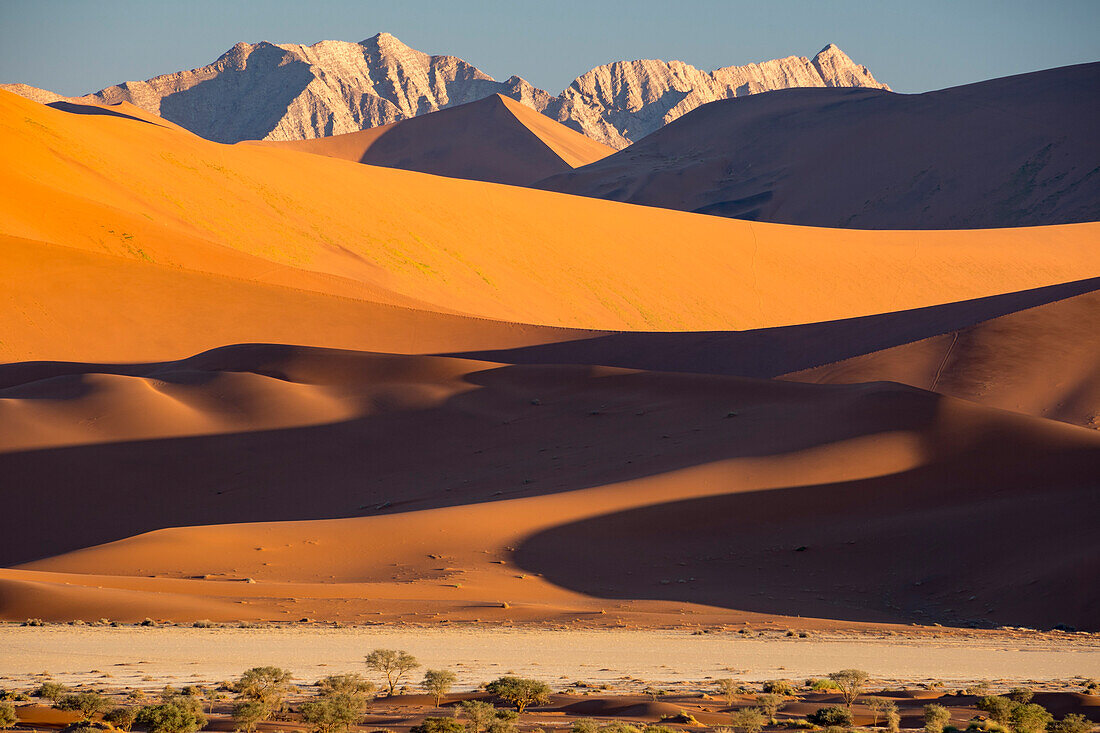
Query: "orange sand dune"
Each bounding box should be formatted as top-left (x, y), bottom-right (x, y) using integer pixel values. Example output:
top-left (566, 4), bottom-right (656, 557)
top-left (785, 287), bottom-right (1100, 428)
top-left (3, 90), bottom-right (1100, 334)
top-left (1, 344), bottom-right (1097, 629)
top-left (257, 94), bottom-right (615, 186)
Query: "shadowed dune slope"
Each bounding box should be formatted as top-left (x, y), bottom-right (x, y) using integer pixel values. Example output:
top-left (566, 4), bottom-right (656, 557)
top-left (0, 343), bottom-right (1096, 628)
top-left (447, 277), bottom-right (1100, 427)
top-left (256, 94), bottom-right (615, 185)
top-left (538, 63), bottom-right (1100, 228)
top-left (4, 90), bottom-right (1100, 334)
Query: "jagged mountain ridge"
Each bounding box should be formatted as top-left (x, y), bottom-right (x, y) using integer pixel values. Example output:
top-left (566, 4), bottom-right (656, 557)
top-left (2, 33), bottom-right (887, 147)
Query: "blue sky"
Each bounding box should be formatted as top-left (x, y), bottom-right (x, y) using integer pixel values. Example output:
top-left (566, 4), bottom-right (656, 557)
top-left (1, 0), bottom-right (1097, 96)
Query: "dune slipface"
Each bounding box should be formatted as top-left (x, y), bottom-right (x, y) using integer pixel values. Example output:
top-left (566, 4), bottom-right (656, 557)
top-left (1, 84), bottom-right (1098, 632)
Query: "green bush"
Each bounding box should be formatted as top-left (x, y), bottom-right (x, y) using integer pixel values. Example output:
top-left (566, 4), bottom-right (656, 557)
top-left (485, 677), bottom-right (551, 713)
top-left (411, 718), bottom-right (466, 733)
top-left (1008, 689), bottom-right (1034, 705)
top-left (729, 708), bottom-right (767, 733)
top-left (35, 681), bottom-right (68, 702)
top-left (1009, 704), bottom-right (1053, 733)
top-left (56, 692), bottom-right (109, 721)
top-left (104, 707), bottom-right (137, 732)
top-left (808, 706), bottom-right (853, 727)
top-left (1049, 714), bottom-right (1091, 733)
top-left (0, 702), bottom-right (16, 730)
top-left (571, 719), bottom-right (600, 733)
top-left (925, 704), bottom-right (951, 733)
top-left (134, 700), bottom-right (207, 733)
top-left (977, 697), bottom-right (1015, 725)
top-left (806, 679), bottom-right (839, 692)
top-left (763, 680), bottom-right (795, 695)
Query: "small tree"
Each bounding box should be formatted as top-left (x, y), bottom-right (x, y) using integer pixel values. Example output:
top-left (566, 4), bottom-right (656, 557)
top-left (978, 696), bottom-right (1016, 725)
top-left (729, 708), bottom-right (766, 733)
top-left (57, 692), bottom-right (109, 721)
top-left (135, 700), bottom-right (207, 733)
top-left (1050, 714), bottom-right (1091, 733)
top-left (924, 704), bottom-right (951, 733)
top-left (423, 670), bottom-right (458, 707)
top-left (1008, 689), bottom-right (1034, 705)
top-left (828, 670), bottom-right (869, 710)
top-left (232, 700), bottom-right (267, 733)
top-left (36, 681), bottom-right (68, 703)
top-left (808, 707), bottom-right (853, 727)
top-left (0, 702), bottom-right (16, 730)
top-left (867, 698), bottom-right (898, 727)
top-left (485, 677), bottom-right (551, 714)
top-left (365, 650), bottom-right (420, 697)
top-left (299, 699), bottom-right (339, 733)
top-left (716, 679), bottom-right (739, 707)
top-left (104, 707), bottom-right (138, 732)
top-left (460, 700), bottom-right (499, 733)
top-left (411, 719), bottom-right (466, 733)
top-left (301, 693), bottom-right (366, 733)
top-left (886, 708), bottom-right (901, 733)
top-left (318, 674), bottom-right (374, 699)
top-left (756, 694), bottom-right (785, 719)
top-left (234, 667), bottom-right (293, 719)
top-left (1010, 703), bottom-right (1054, 733)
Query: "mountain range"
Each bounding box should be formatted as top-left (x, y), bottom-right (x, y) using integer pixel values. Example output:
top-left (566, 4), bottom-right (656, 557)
top-left (1, 32), bottom-right (887, 147)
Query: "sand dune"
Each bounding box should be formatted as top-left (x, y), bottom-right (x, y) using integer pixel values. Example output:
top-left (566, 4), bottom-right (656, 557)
top-left (4, 90), bottom-right (1100, 338)
top-left (257, 94), bottom-right (615, 186)
top-left (1, 343), bottom-right (1097, 629)
top-left (538, 63), bottom-right (1100, 228)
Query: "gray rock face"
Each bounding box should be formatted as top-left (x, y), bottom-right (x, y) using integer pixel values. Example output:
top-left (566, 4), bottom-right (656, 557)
top-left (536, 62), bottom-right (1100, 229)
top-left (2, 34), bottom-right (887, 147)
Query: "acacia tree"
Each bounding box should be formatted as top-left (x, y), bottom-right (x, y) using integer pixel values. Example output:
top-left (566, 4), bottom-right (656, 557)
top-left (135, 699), bottom-right (207, 733)
top-left (423, 670), bottom-right (458, 707)
top-left (756, 694), bottom-right (784, 719)
top-left (234, 667), bottom-right (294, 722)
top-left (485, 677), bottom-right (551, 714)
top-left (233, 701), bottom-right (267, 733)
top-left (56, 692), bottom-right (109, 721)
top-left (867, 698), bottom-right (898, 727)
top-left (828, 669), bottom-right (870, 710)
top-left (459, 700), bottom-right (499, 733)
top-left (715, 680), bottom-right (739, 707)
top-left (365, 649), bottom-right (420, 697)
top-left (104, 707), bottom-right (138, 732)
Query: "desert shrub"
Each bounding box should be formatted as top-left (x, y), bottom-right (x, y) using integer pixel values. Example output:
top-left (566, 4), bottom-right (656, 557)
top-left (36, 681), bottom-right (68, 702)
top-left (1049, 714), bottom-right (1091, 733)
top-left (423, 670), bottom-right (458, 706)
top-left (104, 707), bottom-right (138, 731)
top-left (458, 700), bottom-right (500, 733)
top-left (300, 693), bottom-right (366, 733)
top-left (318, 674), bottom-right (374, 699)
top-left (572, 719), bottom-right (600, 733)
top-left (234, 667), bottom-right (294, 721)
top-left (488, 718), bottom-right (517, 733)
top-left (191, 620), bottom-right (214, 628)
top-left (886, 709), bottom-right (901, 733)
top-left (1008, 689), bottom-right (1034, 705)
top-left (485, 677), bottom-right (551, 713)
top-left (757, 694), bottom-right (785, 718)
top-left (977, 697), bottom-right (1016, 725)
top-left (866, 698), bottom-right (898, 727)
top-left (824, 727), bottom-right (849, 733)
top-left (925, 704), bottom-right (951, 733)
top-left (232, 701), bottom-right (267, 733)
top-left (829, 670), bottom-right (869, 709)
top-left (784, 720), bottom-right (814, 730)
top-left (411, 718), bottom-right (465, 733)
top-left (643, 687), bottom-right (666, 702)
top-left (0, 702), bottom-right (16, 730)
top-left (716, 679), bottom-right (740, 706)
top-left (597, 725), bottom-right (641, 733)
top-left (659, 712), bottom-right (699, 725)
top-left (140, 619), bottom-right (156, 627)
top-left (763, 680), bottom-right (795, 695)
top-left (643, 726), bottom-right (677, 733)
top-left (806, 679), bottom-right (839, 692)
top-left (965, 683), bottom-right (993, 697)
top-left (57, 692), bottom-right (109, 721)
top-left (1009, 704), bottom-right (1053, 733)
top-left (22, 618), bottom-right (46, 627)
top-left (365, 650), bottom-right (420, 697)
top-left (808, 706), bottom-right (853, 727)
top-left (134, 700), bottom-right (206, 733)
top-left (729, 708), bottom-right (767, 733)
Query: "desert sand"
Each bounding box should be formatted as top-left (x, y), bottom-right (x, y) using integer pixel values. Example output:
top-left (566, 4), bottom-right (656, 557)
top-left (1, 89), bottom-right (1098, 636)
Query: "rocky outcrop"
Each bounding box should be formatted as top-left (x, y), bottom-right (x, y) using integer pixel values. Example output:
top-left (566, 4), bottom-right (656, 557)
top-left (2, 34), bottom-right (888, 147)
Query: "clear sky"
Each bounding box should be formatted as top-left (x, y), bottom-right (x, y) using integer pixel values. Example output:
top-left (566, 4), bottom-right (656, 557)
top-left (1, 0), bottom-right (1097, 96)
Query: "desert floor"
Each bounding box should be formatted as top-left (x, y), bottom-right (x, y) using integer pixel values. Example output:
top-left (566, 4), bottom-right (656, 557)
top-left (2, 626), bottom-right (1098, 691)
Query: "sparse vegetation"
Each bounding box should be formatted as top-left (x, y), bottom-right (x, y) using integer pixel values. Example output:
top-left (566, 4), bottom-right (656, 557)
top-left (729, 708), bottom-right (767, 733)
top-left (867, 697), bottom-right (898, 727)
top-left (134, 698), bottom-right (207, 733)
top-left (924, 703), bottom-right (951, 733)
top-left (56, 692), bottom-right (109, 721)
top-left (828, 669), bottom-right (869, 709)
top-left (1009, 703), bottom-right (1054, 733)
top-left (0, 702), bottom-right (16, 730)
top-left (412, 719), bottom-right (466, 733)
top-left (978, 696), bottom-right (1016, 724)
top-left (459, 700), bottom-right (518, 733)
top-left (36, 681), bottom-right (68, 702)
top-left (104, 707), bottom-right (138, 731)
top-left (1008, 688), bottom-right (1035, 705)
top-left (1049, 714), bottom-right (1091, 733)
top-left (485, 676), bottom-right (551, 713)
top-left (423, 669), bottom-right (458, 706)
top-left (365, 649), bottom-right (420, 697)
top-left (756, 694), bottom-right (785, 719)
top-left (716, 679), bottom-right (740, 706)
top-left (808, 706), bottom-right (853, 728)
top-left (762, 681), bottom-right (795, 696)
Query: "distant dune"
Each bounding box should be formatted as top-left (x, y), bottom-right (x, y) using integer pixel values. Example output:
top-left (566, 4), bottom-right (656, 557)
top-left (2, 88), bottom-right (1098, 632)
top-left (538, 63), bottom-right (1100, 228)
top-left (256, 94), bottom-right (614, 186)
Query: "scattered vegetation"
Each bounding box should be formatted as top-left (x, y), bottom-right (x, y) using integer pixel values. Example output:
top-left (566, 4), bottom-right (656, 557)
top-left (0, 702), bottom-right (16, 730)
top-left (485, 677), bottom-right (551, 713)
top-left (761, 681), bottom-right (795, 696)
top-left (56, 692), bottom-right (110, 721)
top-left (422, 669), bottom-right (457, 706)
top-left (716, 679), bottom-right (740, 706)
top-left (729, 708), bottom-right (767, 733)
top-left (807, 706), bottom-right (853, 728)
top-left (103, 707), bottom-right (138, 731)
top-left (827, 669), bottom-right (869, 709)
top-left (756, 694), bottom-right (785, 719)
top-left (924, 703), bottom-right (951, 733)
top-left (365, 649), bottom-right (420, 697)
